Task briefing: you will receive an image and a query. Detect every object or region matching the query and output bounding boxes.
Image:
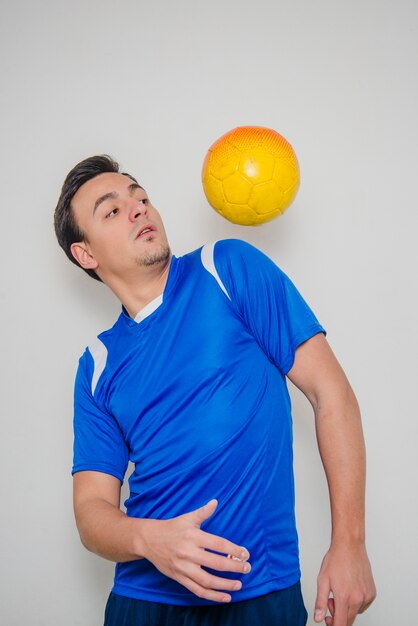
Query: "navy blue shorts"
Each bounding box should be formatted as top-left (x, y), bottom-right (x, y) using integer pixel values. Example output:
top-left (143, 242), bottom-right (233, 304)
top-left (104, 582), bottom-right (308, 626)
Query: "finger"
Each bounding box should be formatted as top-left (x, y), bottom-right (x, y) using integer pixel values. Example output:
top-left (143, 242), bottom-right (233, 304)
top-left (358, 597), bottom-right (375, 614)
top-left (198, 549), bottom-right (251, 574)
top-left (358, 586), bottom-right (377, 614)
top-left (199, 529), bottom-right (250, 561)
top-left (187, 499), bottom-right (218, 527)
top-left (324, 597), bottom-right (334, 626)
top-left (314, 577), bottom-right (331, 623)
top-left (330, 597), bottom-right (349, 626)
top-left (193, 568), bottom-right (244, 593)
top-left (347, 598), bottom-right (367, 626)
top-left (177, 574), bottom-right (232, 604)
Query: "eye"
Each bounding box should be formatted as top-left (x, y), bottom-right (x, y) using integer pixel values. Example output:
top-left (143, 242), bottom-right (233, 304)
top-left (138, 198), bottom-right (148, 205)
top-left (105, 207), bottom-right (119, 218)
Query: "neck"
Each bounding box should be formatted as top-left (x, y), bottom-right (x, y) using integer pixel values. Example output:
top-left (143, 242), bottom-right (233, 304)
top-left (103, 255), bottom-right (173, 319)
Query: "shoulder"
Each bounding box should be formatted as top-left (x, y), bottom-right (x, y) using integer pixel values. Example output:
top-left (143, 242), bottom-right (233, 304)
top-left (213, 238), bottom-right (259, 258)
top-left (202, 238), bottom-right (270, 270)
top-left (77, 320), bottom-right (121, 396)
top-left (207, 238), bottom-right (284, 283)
top-left (214, 238), bottom-right (279, 268)
top-left (199, 238), bottom-right (287, 304)
top-left (79, 326), bottom-right (113, 368)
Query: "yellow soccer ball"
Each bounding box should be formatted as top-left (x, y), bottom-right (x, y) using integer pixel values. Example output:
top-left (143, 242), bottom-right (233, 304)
top-left (202, 126), bottom-right (300, 225)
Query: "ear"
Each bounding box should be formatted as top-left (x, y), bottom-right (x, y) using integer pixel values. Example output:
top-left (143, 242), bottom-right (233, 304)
top-left (70, 241), bottom-right (99, 271)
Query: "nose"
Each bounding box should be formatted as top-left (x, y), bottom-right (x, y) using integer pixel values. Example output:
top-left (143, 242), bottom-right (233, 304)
top-left (128, 199), bottom-right (148, 222)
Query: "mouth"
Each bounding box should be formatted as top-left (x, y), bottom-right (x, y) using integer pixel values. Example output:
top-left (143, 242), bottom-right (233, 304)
top-left (135, 224), bottom-right (156, 239)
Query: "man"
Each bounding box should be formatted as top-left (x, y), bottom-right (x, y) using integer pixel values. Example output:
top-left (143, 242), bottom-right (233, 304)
top-left (54, 155), bottom-right (376, 626)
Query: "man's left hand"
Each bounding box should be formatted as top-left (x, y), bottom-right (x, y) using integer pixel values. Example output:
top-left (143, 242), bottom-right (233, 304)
top-left (314, 542), bottom-right (376, 625)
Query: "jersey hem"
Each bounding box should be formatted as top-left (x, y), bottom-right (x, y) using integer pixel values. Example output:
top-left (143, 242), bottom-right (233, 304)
top-left (71, 463), bottom-right (125, 483)
top-left (111, 570), bottom-right (301, 606)
top-left (283, 324), bottom-right (326, 375)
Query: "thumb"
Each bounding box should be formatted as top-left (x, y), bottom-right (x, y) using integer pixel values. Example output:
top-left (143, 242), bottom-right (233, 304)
top-left (189, 499), bottom-right (218, 527)
top-left (314, 577), bottom-right (330, 623)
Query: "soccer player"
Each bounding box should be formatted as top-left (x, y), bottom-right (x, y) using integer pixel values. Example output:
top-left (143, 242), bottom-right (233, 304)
top-left (54, 155), bottom-right (376, 626)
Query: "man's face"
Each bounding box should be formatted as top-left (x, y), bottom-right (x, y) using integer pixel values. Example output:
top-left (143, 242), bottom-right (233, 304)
top-left (70, 172), bottom-right (171, 281)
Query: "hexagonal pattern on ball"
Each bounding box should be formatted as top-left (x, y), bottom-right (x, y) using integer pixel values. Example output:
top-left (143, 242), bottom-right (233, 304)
top-left (223, 172), bottom-right (252, 204)
top-left (249, 180), bottom-right (285, 215)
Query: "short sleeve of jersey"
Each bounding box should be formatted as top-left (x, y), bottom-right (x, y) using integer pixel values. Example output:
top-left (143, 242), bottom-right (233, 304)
top-left (213, 239), bottom-right (326, 375)
top-left (72, 348), bottom-right (129, 482)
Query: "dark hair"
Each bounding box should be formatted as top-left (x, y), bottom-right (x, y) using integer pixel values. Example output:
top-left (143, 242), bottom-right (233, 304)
top-left (54, 154), bottom-right (137, 282)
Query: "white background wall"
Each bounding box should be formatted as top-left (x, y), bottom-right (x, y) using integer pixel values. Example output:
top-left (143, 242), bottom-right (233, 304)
top-left (0, 1), bottom-right (417, 624)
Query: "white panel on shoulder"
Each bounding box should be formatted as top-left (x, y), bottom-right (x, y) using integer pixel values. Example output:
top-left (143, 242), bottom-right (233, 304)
top-left (201, 242), bottom-right (231, 300)
top-left (88, 338), bottom-right (108, 396)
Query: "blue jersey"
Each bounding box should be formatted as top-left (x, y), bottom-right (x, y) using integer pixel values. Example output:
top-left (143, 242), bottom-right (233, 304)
top-left (72, 239), bottom-right (325, 605)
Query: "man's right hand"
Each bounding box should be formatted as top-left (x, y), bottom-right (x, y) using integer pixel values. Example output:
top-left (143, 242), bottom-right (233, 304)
top-left (74, 473), bottom-right (251, 603)
top-left (138, 499), bottom-right (251, 603)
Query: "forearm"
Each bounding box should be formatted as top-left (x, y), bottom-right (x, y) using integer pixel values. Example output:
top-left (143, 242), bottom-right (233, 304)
top-left (314, 381), bottom-right (366, 545)
top-left (75, 497), bottom-right (153, 562)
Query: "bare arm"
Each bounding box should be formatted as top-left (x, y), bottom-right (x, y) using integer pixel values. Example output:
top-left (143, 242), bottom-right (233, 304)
top-left (73, 471), bottom-right (251, 603)
top-left (73, 471), bottom-right (139, 561)
top-left (287, 333), bottom-right (376, 626)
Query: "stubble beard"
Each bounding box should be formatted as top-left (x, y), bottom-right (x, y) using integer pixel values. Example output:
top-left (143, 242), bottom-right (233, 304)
top-left (135, 242), bottom-right (171, 267)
